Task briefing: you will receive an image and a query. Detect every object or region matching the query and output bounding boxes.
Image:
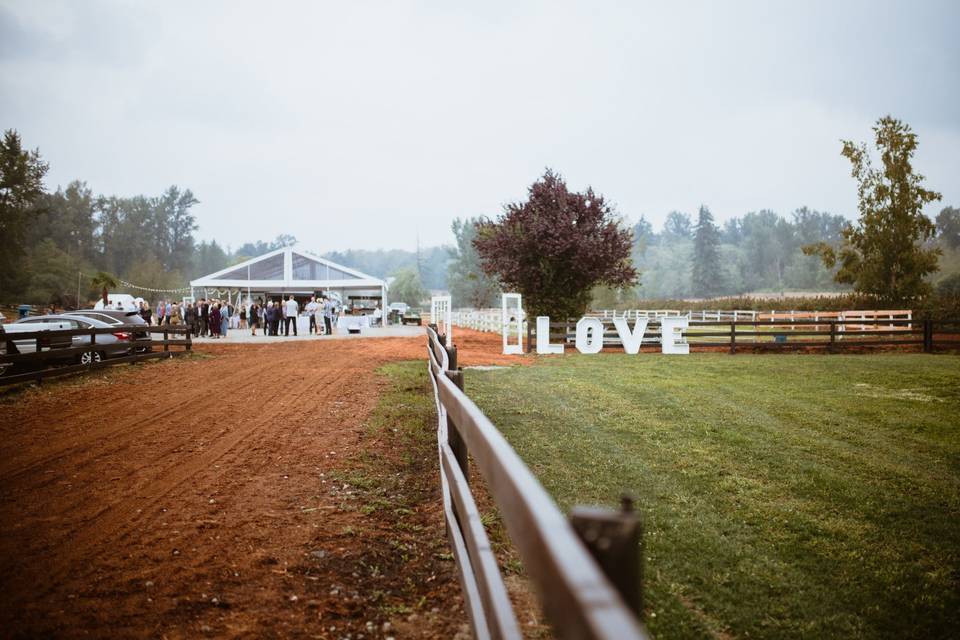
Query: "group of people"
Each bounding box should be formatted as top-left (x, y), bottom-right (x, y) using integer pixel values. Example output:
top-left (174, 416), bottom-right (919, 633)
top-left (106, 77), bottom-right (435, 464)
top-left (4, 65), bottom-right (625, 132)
top-left (251, 295), bottom-right (340, 337)
top-left (139, 298), bottom-right (234, 339)
top-left (136, 295), bottom-right (344, 339)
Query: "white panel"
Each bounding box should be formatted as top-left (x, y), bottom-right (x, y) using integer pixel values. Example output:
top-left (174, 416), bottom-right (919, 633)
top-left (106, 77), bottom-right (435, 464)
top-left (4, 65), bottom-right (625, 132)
top-left (501, 293), bottom-right (523, 355)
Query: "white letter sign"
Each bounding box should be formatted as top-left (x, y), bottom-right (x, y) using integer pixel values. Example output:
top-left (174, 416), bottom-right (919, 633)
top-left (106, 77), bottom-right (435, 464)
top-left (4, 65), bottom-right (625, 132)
top-left (575, 317), bottom-right (604, 354)
top-left (536, 316), bottom-right (564, 354)
top-left (613, 317), bottom-right (649, 355)
top-left (660, 317), bottom-right (689, 354)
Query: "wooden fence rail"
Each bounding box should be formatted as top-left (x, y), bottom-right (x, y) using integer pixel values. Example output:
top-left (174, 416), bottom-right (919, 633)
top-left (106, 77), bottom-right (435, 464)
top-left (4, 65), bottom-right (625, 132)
top-left (426, 326), bottom-right (649, 640)
top-left (0, 324), bottom-right (192, 387)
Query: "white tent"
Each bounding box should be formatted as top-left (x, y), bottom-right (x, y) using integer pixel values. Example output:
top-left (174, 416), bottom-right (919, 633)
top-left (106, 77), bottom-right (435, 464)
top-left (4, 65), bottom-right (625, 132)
top-left (189, 246), bottom-right (388, 310)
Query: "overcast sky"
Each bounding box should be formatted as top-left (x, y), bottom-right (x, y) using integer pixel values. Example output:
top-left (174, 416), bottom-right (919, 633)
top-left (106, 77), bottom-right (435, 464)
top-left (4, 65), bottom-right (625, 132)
top-left (2, 0), bottom-right (958, 253)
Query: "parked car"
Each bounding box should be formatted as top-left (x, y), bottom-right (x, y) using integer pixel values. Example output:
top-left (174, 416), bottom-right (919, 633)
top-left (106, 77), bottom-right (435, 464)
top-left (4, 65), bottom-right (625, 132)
top-left (12, 313), bottom-right (148, 365)
top-left (1, 320), bottom-right (75, 377)
top-left (65, 310), bottom-right (153, 353)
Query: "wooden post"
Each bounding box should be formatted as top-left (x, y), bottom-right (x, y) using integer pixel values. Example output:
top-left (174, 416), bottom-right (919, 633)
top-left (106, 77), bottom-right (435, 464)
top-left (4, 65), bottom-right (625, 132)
top-left (445, 368), bottom-right (468, 483)
top-left (526, 320), bottom-right (533, 353)
top-left (446, 343), bottom-right (458, 371)
top-left (829, 321), bottom-right (836, 353)
top-left (163, 328), bottom-right (169, 352)
top-left (729, 322), bottom-right (736, 354)
top-left (570, 495), bottom-right (643, 618)
top-left (185, 326), bottom-right (192, 352)
top-left (923, 319), bottom-right (933, 352)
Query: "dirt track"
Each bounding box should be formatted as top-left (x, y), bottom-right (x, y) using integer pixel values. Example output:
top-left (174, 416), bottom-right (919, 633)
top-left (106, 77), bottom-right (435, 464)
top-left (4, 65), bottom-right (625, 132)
top-left (0, 329), bottom-right (516, 639)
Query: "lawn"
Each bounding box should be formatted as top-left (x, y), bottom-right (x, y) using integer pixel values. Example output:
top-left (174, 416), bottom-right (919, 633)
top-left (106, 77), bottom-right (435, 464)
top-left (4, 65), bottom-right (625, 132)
top-left (463, 353), bottom-right (960, 639)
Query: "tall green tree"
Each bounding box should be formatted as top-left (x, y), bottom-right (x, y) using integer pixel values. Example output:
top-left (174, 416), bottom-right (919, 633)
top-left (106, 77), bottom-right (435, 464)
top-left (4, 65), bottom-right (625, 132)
top-left (0, 130), bottom-right (48, 296)
top-left (447, 217), bottom-right (500, 308)
top-left (389, 267), bottom-right (428, 306)
top-left (936, 206), bottom-right (960, 250)
top-left (806, 116), bottom-right (941, 301)
top-left (691, 205), bottom-right (722, 297)
top-left (474, 169), bottom-right (637, 318)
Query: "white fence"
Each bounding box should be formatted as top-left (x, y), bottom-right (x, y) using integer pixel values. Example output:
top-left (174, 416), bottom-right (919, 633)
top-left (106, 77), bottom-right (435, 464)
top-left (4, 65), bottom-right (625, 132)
top-left (450, 308), bottom-right (913, 334)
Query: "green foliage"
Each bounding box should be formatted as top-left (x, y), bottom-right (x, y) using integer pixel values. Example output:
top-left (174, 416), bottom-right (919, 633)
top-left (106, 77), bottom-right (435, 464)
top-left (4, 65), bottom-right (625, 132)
top-left (936, 206), bottom-right (960, 250)
top-left (636, 207), bottom-right (846, 298)
top-left (0, 129), bottom-right (48, 296)
top-left (807, 116), bottom-right (942, 302)
top-left (447, 217), bottom-right (500, 308)
top-left (389, 267), bottom-right (428, 306)
top-left (89, 271), bottom-right (119, 306)
top-left (474, 169), bottom-right (637, 318)
top-left (691, 205), bottom-right (722, 297)
top-left (469, 353), bottom-right (960, 639)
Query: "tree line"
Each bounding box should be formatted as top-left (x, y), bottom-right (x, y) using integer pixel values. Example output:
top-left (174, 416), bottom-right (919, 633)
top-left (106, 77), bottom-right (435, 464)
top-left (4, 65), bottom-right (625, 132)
top-left (449, 116), bottom-right (959, 317)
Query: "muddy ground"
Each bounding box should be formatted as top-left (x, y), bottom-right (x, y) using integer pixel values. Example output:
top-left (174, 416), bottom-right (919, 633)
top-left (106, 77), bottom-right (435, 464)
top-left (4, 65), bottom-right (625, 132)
top-left (0, 329), bottom-right (522, 639)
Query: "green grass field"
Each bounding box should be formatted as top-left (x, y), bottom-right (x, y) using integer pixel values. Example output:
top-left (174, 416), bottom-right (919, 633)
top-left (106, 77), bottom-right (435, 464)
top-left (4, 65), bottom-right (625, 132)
top-left (463, 353), bottom-right (960, 639)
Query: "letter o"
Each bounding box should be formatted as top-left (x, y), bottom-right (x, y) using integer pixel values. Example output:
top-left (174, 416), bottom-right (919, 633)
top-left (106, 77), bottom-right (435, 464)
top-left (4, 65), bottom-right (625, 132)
top-left (576, 317), bottom-right (604, 354)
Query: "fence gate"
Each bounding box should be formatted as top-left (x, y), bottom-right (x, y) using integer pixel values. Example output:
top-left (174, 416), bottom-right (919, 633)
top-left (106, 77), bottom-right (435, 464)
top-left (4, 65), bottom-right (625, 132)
top-left (431, 295), bottom-right (452, 342)
top-left (501, 293), bottom-right (523, 354)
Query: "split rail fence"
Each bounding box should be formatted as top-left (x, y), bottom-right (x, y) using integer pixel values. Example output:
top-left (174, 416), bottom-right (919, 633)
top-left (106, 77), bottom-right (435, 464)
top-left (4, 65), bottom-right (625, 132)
top-left (426, 326), bottom-right (649, 639)
top-left (0, 325), bottom-right (192, 387)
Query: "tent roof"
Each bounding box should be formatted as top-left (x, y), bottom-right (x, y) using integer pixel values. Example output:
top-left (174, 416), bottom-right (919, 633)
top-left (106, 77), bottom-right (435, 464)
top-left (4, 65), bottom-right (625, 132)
top-left (189, 246), bottom-right (387, 290)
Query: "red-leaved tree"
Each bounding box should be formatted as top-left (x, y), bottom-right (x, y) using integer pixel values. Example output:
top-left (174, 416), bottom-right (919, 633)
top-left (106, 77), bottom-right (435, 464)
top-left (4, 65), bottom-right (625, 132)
top-left (473, 169), bottom-right (637, 318)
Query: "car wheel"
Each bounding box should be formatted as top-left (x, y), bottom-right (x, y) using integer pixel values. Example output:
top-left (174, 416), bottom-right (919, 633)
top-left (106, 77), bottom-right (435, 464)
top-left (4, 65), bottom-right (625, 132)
top-left (79, 351), bottom-right (103, 366)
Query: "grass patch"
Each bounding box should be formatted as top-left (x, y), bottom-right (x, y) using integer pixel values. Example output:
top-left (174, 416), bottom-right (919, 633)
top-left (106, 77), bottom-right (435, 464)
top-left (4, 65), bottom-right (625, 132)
top-left (466, 352), bottom-right (960, 639)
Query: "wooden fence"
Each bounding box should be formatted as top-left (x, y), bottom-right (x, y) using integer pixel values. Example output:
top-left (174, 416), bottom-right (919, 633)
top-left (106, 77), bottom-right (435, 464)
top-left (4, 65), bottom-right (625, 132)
top-left (425, 326), bottom-right (649, 640)
top-left (531, 318), bottom-right (960, 353)
top-left (0, 325), bottom-right (192, 387)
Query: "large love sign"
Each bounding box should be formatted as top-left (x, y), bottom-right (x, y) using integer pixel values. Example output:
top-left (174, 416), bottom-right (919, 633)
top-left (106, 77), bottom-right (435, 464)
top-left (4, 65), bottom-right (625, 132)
top-left (535, 316), bottom-right (689, 355)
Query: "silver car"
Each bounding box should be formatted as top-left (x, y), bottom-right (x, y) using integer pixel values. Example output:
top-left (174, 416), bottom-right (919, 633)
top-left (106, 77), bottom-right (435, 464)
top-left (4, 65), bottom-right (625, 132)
top-left (12, 313), bottom-right (148, 365)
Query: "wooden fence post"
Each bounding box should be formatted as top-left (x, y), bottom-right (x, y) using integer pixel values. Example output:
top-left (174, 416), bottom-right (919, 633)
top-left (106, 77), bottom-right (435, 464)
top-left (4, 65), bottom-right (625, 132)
top-left (729, 322), bottom-right (736, 354)
top-left (445, 368), bottom-right (468, 483)
top-left (923, 319), bottom-right (933, 352)
top-left (829, 321), bottom-right (837, 353)
top-left (570, 495), bottom-right (643, 618)
top-left (526, 321), bottom-right (533, 354)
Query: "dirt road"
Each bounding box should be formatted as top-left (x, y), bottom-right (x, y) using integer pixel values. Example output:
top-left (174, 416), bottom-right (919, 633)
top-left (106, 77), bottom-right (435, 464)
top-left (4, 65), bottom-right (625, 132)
top-left (0, 330), bottom-right (515, 638)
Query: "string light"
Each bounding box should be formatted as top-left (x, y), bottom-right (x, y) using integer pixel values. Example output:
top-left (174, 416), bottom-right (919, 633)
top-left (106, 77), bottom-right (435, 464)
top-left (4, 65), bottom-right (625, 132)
top-left (79, 272), bottom-right (192, 294)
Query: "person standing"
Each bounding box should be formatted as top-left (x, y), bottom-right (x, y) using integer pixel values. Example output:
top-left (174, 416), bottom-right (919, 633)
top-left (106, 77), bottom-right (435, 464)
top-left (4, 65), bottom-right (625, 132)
top-left (249, 300), bottom-right (260, 336)
top-left (239, 304), bottom-right (247, 330)
top-left (200, 299), bottom-right (210, 336)
top-left (322, 296), bottom-right (334, 335)
top-left (306, 296), bottom-right (318, 335)
top-left (156, 300), bottom-right (165, 326)
top-left (220, 302), bottom-right (230, 337)
top-left (284, 295), bottom-right (299, 336)
top-left (314, 299), bottom-right (325, 336)
top-left (141, 301), bottom-right (152, 325)
top-left (209, 303), bottom-right (221, 339)
top-left (185, 302), bottom-right (197, 335)
top-left (170, 302), bottom-right (181, 325)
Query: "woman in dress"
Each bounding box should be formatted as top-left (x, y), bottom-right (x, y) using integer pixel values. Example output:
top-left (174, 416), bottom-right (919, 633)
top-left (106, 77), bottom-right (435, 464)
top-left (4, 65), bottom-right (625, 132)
top-left (220, 302), bottom-right (230, 337)
top-left (209, 303), bottom-right (221, 339)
